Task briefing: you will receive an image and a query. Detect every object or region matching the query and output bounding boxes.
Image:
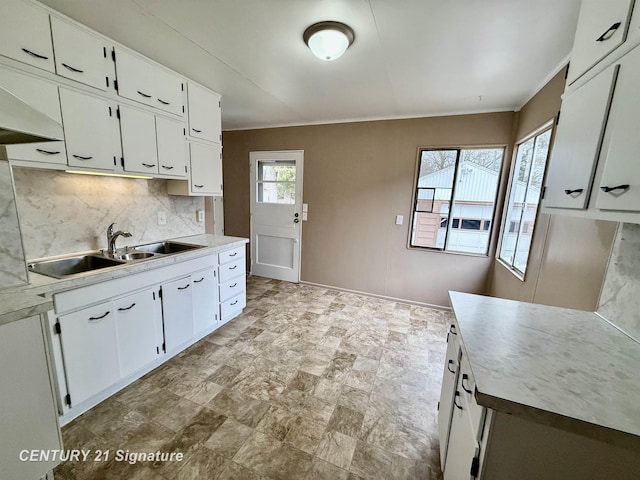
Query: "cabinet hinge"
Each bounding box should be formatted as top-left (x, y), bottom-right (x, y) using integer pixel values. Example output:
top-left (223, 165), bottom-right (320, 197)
top-left (156, 346), bottom-right (160, 355)
top-left (109, 106), bottom-right (112, 117)
top-left (541, 186), bottom-right (547, 200)
top-left (470, 456), bottom-right (480, 477)
top-left (182, 105), bottom-right (185, 114)
top-left (64, 393), bottom-right (71, 407)
top-left (437, 401), bottom-right (440, 411)
top-left (215, 313), bottom-right (218, 321)
top-left (114, 79), bottom-right (118, 92)
top-left (153, 291), bottom-right (156, 300)
top-left (218, 100), bottom-right (221, 108)
top-left (162, 342), bottom-right (166, 352)
top-left (116, 107), bottom-right (120, 119)
top-left (181, 83), bottom-right (184, 91)
top-left (121, 157), bottom-right (125, 168)
top-left (111, 49), bottom-right (116, 62)
top-left (54, 322), bottom-right (61, 335)
top-left (159, 288), bottom-right (163, 299)
top-left (556, 110), bottom-right (560, 125)
top-left (113, 156), bottom-right (117, 166)
top-left (106, 77), bottom-right (109, 88)
top-left (183, 127), bottom-right (186, 136)
top-left (184, 165), bottom-right (187, 174)
top-left (103, 46), bottom-right (107, 58)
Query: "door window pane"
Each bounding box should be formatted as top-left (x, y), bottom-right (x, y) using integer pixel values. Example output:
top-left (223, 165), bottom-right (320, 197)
top-left (257, 160), bottom-right (295, 204)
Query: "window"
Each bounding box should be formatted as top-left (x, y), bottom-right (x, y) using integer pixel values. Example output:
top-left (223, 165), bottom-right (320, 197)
top-left (498, 125), bottom-right (553, 276)
top-left (257, 160), bottom-right (296, 204)
top-left (410, 147), bottom-right (504, 255)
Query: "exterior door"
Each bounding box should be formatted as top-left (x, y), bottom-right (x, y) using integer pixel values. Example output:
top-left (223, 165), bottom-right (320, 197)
top-left (249, 150), bottom-right (303, 283)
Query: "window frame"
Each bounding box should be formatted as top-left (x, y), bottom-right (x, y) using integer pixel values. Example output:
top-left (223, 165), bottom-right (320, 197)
top-left (497, 120), bottom-right (555, 280)
top-left (407, 144), bottom-right (506, 256)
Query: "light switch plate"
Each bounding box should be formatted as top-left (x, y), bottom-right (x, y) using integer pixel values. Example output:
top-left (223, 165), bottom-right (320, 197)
top-left (395, 215), bottom-right (403, 225)
top-left (197, 210), bottom-right (205, 222)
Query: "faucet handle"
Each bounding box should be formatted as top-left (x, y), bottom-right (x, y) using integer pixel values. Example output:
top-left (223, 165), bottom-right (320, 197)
top-left (107, 222), bottom-right (116, 234)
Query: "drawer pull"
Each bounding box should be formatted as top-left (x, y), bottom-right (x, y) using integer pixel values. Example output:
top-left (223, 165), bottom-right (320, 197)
top-left (36, 148), bottom-right (61, 155)
top-left (194, 277), bottom-right (205, 283)
top-left (461, 373), bottom-right (473, 394)
top-left (21, 48), bottom-right (49, 60)
top-left (72, 154), bottom-right (93, 160)
top-left (449, 325), bottom-right (457, 335)
top-left (89, 311), bottom-right (110, 321)
top-left (229, 265), bottom-right (237, 270)
top-left (118, 303), bottom-right (136, 311)
top-left (596, 22), bottom-right (621, 42)
top-left (62, 62), bottom-right (84, 73)
top-left (230, 282), bottom-right (237, 288)
top-left (600, 184), bottom-right (629, 193)
top-left (178, 283), bottom-right (191, 290)
top-left (161, 165), bottom-right (174, 170)
top-left (230, 300), bottom-right (238, 306)
top-left (453, 391), bottom-right (463, 410)
top-left (142, 163), bottom-right (156, 168)
top-left (157, 98), bottom-right (170, 105)
top-left (137, 90), bottom-right (152, 98)
top-left (563, 188), bottom-right (583, 195)
top-left (194, 184), bottom-right (204, 188)
top-left (229, 252), bottom-right (238, 257)
top-left (192, 128), bottom-right (202, 133)
top-left (447, 359), bottom-right (456, 374)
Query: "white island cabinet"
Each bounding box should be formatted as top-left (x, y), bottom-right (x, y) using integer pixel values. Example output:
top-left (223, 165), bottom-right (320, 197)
top-left (439, 292), bottom-right (640, 480)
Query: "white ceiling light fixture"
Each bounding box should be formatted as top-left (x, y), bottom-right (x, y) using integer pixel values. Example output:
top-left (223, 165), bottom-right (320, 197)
top-left (303, 21), bottom-right (355, 61)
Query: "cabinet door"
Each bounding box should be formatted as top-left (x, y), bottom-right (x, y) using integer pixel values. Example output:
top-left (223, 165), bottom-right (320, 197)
top-left (60, 88), bottom-right (116, 170)
top-left (51, 17), bottom-right (108, 91)
top-left (595, 45), bottom-right (640, 211)
top-left (156, 116), bottom-right (187, 177)
top-left (58, 302), bottom-right (120, 406)
top-left (114, 47), bottom-right (154, 108)
top-left (0, 66), bottom-right (62, 122)
top-left (153, 69), bottom-right (184, 116)
top-left (0, 0), bottom-right (55, 72)
top-left (4, 141), bottom-right (67, 165)
top-left (443, 395), bottom-right (480, 480)
top-left (192, 267), bottom-right (218, 335)
top-left (190, 142), bottom-right (223, 195)
top-left (115, 289), bottom-right (161, 378)
top-left (187, 83), bottom-right (222, 144)
top-left (119, 105), bottom-right (159, 174)
top-left (438, 326), bottom-right (460, 468)
top-left (544, 65), bottom-right (617, 209)
top-left (162, 276), bottom-right (194, 353)
top-left (0, 316), bottom-right (62, 480)
top-left (567, 0), bottom-right (634, 84)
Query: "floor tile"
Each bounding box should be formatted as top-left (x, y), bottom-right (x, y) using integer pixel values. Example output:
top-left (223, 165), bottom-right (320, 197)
top-left (315, 430), bottom-right (358, 469)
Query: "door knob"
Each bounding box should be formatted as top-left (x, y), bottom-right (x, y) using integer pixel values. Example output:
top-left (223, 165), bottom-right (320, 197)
top-left (294, 218), bottom-right (300, 223)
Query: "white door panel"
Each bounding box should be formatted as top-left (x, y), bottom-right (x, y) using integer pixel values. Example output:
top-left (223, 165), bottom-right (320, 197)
top-left (250, 150), bottom-right (303, 283)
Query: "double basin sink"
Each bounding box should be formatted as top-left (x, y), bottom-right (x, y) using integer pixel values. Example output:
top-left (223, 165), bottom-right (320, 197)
top-left (28, 241), bottom-right (204, 279)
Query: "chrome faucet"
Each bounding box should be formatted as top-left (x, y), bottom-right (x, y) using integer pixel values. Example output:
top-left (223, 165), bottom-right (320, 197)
top-left (106, 222), bottom-right (132, 256)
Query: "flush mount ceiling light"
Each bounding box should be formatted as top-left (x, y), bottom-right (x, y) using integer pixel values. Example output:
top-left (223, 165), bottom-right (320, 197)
top-left (303, 21), bottom-right (355, 61)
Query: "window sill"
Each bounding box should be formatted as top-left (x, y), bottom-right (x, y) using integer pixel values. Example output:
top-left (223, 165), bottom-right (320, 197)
top-left (496, 258), bottom-right (526, 282)
top-left (407, 245), bottom-right (490, 259)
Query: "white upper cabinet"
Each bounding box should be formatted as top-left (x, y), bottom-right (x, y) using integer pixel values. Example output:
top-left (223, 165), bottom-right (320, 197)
top-left (187, 82), bottom-right (222, 144)
top-left (544, 66), bottom-right (617, 209)
top-left (119, 105), bottom-right (158, 175)
top-left (156, 116), bottom-right (187, 177)
top-left (0, 0), bottom-right (55, 72)
top-left (594, 45), bottom-right (640, 212)
top-left (60, 88), bottom-right (117, 171)
top-left (51, 17), bottom-right (108, 91)
top-left (114, 47), bottom-right (184, 116)
top-left (567, 0), bottom-right (634, 84)
top-left (189, 142), bottom-right (223, 196)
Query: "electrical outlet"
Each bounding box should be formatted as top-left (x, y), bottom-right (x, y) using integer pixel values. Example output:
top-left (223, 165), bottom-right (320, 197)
top-left (157, 211), bottom-right (167, 225)
top-left (197, 210), bottom-right (205, 222)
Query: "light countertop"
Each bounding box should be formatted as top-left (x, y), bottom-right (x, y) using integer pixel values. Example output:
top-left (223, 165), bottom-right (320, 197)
top-left (449, 291), bottom-right (640, 449)
top-left (0, 234), bottom-right (247, 327)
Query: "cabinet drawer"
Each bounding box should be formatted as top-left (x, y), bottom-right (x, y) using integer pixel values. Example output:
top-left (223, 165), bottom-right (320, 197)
top-left (5, 141), bottom-right (67, 165)
top-left (219, 246), bottom-right (245, 265)
top-left (220, 294), bottom-right (246, 322)
top-left (459, 352), bottom-right (484, 437)
top-left (219, 258), bottom-right (245, 283)
top-left (219, 275), bottom-right (246, 303)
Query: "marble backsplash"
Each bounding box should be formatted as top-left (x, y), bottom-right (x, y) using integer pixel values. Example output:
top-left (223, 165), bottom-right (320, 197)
top-left (598, 222), bottom-right (640, 343)
top-left (0, 161), bottom-right (29, 289)
top-left (12, 168), bottom-right (205, 260)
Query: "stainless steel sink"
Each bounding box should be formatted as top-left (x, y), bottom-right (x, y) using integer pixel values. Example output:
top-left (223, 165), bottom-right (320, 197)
top-left (133, 241), bottom-right (204, 255)
top-left (114, 251), bottom-right (156, 261)
top-left (28, 254), bottom-right (125, 279)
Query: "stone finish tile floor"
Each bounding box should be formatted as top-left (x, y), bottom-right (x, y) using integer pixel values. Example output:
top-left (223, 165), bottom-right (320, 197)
top-left (54, 276), bottom-right (451, 480)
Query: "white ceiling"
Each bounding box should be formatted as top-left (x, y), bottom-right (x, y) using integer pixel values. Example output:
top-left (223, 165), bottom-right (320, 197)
top-left (39, 0), bottom-right (582, 131)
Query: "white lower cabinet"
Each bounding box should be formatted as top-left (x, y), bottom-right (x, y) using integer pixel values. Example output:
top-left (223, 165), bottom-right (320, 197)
top-left (114, 289), bottom-right (162, 378)
top-left (438, 325), bottom-right (460, 467)
top-left (218, 246), bottom-right (247, 324)
top-left (58, 301), bottom-right (120, 407)
top-left (0, 315), bottom-right (62, 480)
top-left (161, 275), bottom-right (194, 353)
top-left (192, 266), bottom-right (218, 336)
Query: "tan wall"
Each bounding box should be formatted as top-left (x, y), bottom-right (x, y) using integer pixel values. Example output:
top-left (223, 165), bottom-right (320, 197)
top-left (488, 68), bottom-right (618, 310)
top-left (223, 113), bottom-right (515, 307)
